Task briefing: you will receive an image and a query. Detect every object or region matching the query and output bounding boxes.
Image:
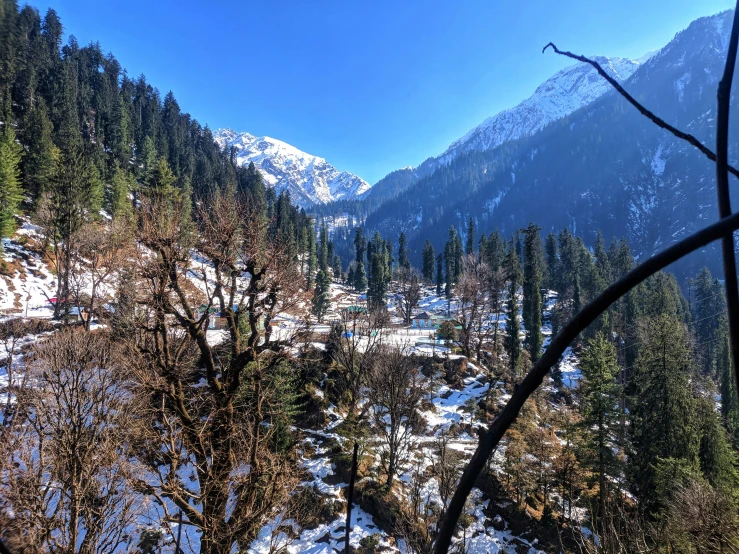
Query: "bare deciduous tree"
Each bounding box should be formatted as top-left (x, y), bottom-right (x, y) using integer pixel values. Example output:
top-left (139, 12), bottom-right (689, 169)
top-left (128, 188), bottom-right (305, 553)
top-left (366, 346), bottom-right (426, 488)
top-left (0, 318), bottom-right (35, 425)
top-left (69, 218), bottom-right (133, 330)
top-left (454, 254), bottom-right (494, 361)
top-left (330, 306), bottom-right (386, 419)
top-left (395, 266), bottom-right (422, 326)
top-left (662, 478), bottom-right (739, 554)
top-left (0, 328), bottom-right (142, 553)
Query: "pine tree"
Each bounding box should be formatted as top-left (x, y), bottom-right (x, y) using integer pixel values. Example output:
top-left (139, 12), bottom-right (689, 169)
top-left (354, 227), bottom-right (366, 264)
top-left (397, 231), bottom-right (409, 270)
top-left (139, 135), bottom-right (157, 185)
top-left (22, 97), bottom-right (57, 202)
top-left (558, 228), bottom-right (578, 297)
top-left (422, 240), bottom-right (435, 282)
top-left (444, 247), bottom-right (453, 301)
top-left (695, 395), bottom-right (738, 491)
top-left (318, 221), bottom-right (328, 272)
top-left (108, 162), bottom-right (133, 221)
top-left (478, 233), bottom-right (488, 261)
top-left (717, 319), bottom-right (739, 445)
top-left (544, 232), bottom-right (559, 291)
top-left (593, 231), bottom-right (611, 287)
top-left (306, 222), bottom-right (316, 290)
top-left (346, 262), bottom-right (356, 290)
top-left (45, 146), bottom-right (104, 317)
top-left (505, 240), bottom-right (522, 374)
top-left (522, 223), bottom-right (544, 361)
top-left (0, 123), bottom-right (24, 238)
top-left (444, 226), bottom-right (462, 298)
top-left (631, 314), bottom-right (698, 511)
top-left (311, 269), bottom-right (331, 323)
top-left (691, 267), bottom-right (726, 376)
top-left (354, 261), bottom-right (367, 292)
top-left (465, 217), bottom-right (475, 256)
top-left (579, 333), bottom-right (621, 524)
top-left (484, 229), bottom-right (505, 271)
top-left (436, 253), bottom-right (443, 297)
top-left (367, 232), bottom-right (389, 311)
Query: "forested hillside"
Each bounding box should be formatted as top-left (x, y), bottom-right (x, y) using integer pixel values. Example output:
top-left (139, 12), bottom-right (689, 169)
top-left (1, 2), bottom-right (738, 554)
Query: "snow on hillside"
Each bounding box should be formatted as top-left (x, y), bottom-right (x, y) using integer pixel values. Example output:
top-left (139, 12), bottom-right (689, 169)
top-left (214, 129), bottom-right (370, 207)
top-left (0, 229), bottom-right (586, 553)
top-left (435, 55), bottom-right (649, 166)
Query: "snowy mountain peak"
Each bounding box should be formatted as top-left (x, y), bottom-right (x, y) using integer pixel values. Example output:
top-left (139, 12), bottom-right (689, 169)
top-left (436, 54), bottom-right (649, 165)
top-left (214, 129), bottom-right (370, 207)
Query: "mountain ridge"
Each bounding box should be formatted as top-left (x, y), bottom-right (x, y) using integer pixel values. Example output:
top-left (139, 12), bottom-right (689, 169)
top-left (361, 53), bottom-right (651, 204)
top-left (214, 128), bottom-right (370, 207)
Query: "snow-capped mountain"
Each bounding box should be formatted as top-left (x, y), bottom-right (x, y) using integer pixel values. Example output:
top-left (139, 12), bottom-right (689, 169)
top-left (435, 55), bottom-right (649, 165)
top-left (214, 129), bottom-right (370, 207)
top-left (363, 54), bottom-right (652, 203)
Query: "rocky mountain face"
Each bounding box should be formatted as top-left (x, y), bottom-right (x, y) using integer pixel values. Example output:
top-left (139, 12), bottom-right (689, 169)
top-left (214, 129), bottom-right (370, 207)
top-left (342, 10), bottom-right (736, 281)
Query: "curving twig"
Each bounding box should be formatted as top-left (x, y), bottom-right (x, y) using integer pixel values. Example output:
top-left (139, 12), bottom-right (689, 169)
top-left (715, 5), bottom-right (739, 403)
top-left (542, 42), bottom-right (739, 179)
top-left (433, 209), bottom-right (739, 553)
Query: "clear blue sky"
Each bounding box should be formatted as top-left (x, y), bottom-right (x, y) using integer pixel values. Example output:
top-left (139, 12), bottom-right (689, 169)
top-left (29, 0), bottom-right (735, 184)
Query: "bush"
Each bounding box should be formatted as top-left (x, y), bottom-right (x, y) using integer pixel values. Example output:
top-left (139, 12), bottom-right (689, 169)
top-left (359, 533), bottom-right (383, 550)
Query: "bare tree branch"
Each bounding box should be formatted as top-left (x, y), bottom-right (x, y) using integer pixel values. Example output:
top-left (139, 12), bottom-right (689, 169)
top-left (542, 42), bottom-right (739, 179)
top-left (433, 209), bottom-right (739, 553)
top-left (715, 3), bottom-right (739, 406)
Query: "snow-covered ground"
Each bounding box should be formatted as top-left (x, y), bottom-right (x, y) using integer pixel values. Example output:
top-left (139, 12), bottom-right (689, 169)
top-left (0, 232), bottom-right (584, 553)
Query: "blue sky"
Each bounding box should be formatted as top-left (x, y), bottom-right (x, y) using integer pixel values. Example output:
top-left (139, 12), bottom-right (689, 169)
top-left (31, 0), bottom-right (734, 184)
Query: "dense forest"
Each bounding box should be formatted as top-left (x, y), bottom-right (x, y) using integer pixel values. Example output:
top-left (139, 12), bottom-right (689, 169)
top-left (0, 1), bottom-right (738, 553)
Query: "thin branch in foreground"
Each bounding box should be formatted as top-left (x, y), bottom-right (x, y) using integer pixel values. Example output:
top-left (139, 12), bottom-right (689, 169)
top-left (542, 42), bottom-right (739, 180)
top-left (433, 210), bottom-right (739, 553)
top-left (715, 3), bottom-right (739, 404)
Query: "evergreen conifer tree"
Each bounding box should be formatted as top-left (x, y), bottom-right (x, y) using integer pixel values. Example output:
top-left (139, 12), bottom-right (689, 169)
top-left (109, 162), bottom-right (134, 221)
top-left (695, 395), bottom-right (738, 491)
top-left (522, 223), bottom-right (545, 361)
top-left (579, 333), bottom-right (621, 523)
top-left (318, 221), bottom-right (328, 272)
top-left (311, 269), bottom-right (331, 323)
top-left (422, 240), bottom-right (435, 282)
top-left (354, 261), bottom-right (367, 292)
top-left (22, 97), bottom-right (57, 202)
top-left (306, 222), bottom-right (316, 290)
top-left (398, 232), bottom-right (409, 270)
top-left (544, 232), bottom-right (559, 291)
top-left (465, 217), bottom-right (475, 256)
top-left (436, 253), bottom-right (443, 297)
top-left (505, 240), bottom-right (522, 374)
top-left (631, 314), bottom-right (698, 511)
top-left (0, 123), bottom-right (24, 238)
top-left (367, 232), bottom-right (389, 311)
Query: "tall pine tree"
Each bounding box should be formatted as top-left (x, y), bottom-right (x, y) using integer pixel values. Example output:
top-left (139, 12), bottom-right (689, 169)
top-left (522, 223), bottom-right (544, 361)
top-left (0, 123), bottom-right (24, 238)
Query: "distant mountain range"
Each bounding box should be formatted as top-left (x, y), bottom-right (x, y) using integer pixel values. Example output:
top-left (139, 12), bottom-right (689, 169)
top-left (216, 10), bottom-right (735, 282)
top-left (339, 9), bottom-right (736, 281)
top-left (216, 49), bottom-right (648, 208)
top-left (213, 129), bottom-right (370, 206)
